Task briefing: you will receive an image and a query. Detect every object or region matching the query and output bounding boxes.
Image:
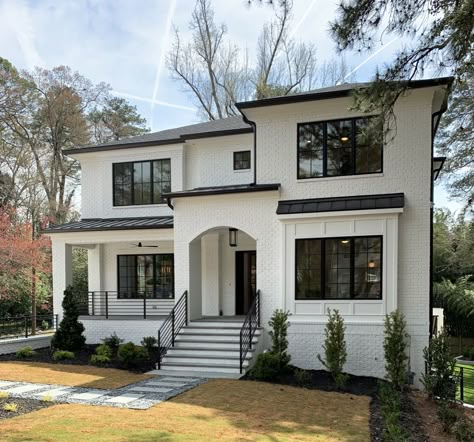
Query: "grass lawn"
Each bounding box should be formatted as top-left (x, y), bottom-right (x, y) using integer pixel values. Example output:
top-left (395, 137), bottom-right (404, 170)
top-left (456, 363), bottom-right (474, 405)
top-left (0, 379), bottom-right (370, 441)
top-left (0, 361), bottom-right (152, 389)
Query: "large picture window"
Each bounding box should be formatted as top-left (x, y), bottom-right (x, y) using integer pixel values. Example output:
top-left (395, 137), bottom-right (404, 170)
top-left (113, 159), bottom-right (171, 206)
top-left (117, 254), bottom-right (174, 299)
top-left (295, 236), bottom-right (382, 300)
top-left (297, 117), bottom-right (382, 179)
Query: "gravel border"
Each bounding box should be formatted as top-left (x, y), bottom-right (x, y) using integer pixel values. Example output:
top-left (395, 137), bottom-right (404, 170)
top-left (0, 397), bottom-right (52, 419)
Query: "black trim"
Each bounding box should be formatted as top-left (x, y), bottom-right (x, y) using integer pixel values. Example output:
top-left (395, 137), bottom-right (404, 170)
top-left (236, 77), bottom-right (454, 110)
top-left (64, 128), bottom-right (253, 155)
top-left (240, 113), bottom-right (258, 184)
top-left (433, 156), bottom-right (446, 181)
top-left (295, 235), bottom-right (383, 300)
top-left (233, 150), bottom-right (251, 170)
top-left (296, 116), bottom-right (383, 179)
top-left (164, 183), bottom-right (280, 199)
top-left (277, 193), bottom-right (404, 215)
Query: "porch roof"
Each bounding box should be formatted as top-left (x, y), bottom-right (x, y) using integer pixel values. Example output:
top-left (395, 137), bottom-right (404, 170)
top-left (276, 193), bottom-right (405, 215)
top-left (164, 183), bottom-right (280, 199)
top-left (44, 216), bottom-right (173, 233)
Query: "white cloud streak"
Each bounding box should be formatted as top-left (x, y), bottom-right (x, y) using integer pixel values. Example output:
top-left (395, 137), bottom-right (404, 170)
top-left (112, 90), bottom-right (195, 112)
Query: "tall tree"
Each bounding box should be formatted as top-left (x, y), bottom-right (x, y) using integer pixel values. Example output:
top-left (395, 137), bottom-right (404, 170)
top-left (88, 96), bottom-right (149, 144)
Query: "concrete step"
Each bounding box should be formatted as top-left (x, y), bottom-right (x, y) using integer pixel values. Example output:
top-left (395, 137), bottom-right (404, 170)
top-left (166, 347), bottom-right (254, 357)
top-left (160, 362), bottom-right (244, 374)
top-left (147, 369), bottom-right (242, 379)
top-left (162, 355), bottom-right (250, 365)
top-left (174, 341), bottom-right (242, 350)
top-left (189, 321), bottom-right (244, 328)
top-left (180, 328), bottom-right (261, 336)
top-left (175, 335), bottom-right (259, 344)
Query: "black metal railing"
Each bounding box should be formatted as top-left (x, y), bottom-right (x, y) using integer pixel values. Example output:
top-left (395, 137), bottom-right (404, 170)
top-left (239, 289), bottom-right (260, 373)
top-left (456, 364), bottom-right (474, 406)
top-left (157, 291), bottom-right (188, 369)
top-left (0, 314), bottom-right (58, 340)
top-left (76, 291), bottom-right (175, 319)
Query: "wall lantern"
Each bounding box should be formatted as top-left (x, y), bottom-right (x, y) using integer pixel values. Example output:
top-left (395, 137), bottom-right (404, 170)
top-left (229, 228), bottom-right (238, 247)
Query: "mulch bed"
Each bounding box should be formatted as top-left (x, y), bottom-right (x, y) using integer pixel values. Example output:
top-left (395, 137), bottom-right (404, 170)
top-left (0, 397), bottom-right (52, 420)
top-left (243, 368), bottom-right (428, 441)
top-left (0, 345), bottom-right (157, 373)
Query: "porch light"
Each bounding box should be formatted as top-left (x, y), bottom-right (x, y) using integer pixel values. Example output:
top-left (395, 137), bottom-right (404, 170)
top-left (341, 239), bottom-right (349, 244)
top-left (368, 260), bottom-right (376, 268)
top-left (229, 228), bottom-right (238, 247)
top-left (340, 136), bottom-right (349, 142)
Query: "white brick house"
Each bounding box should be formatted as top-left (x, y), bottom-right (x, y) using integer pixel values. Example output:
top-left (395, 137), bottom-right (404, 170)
top-left (46, 78), bottom-right (452, 380)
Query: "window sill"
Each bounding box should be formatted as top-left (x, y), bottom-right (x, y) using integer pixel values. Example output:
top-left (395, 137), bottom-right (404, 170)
top-left (233, 169), bottom-right (251, 173)
top-left (296, 173), bottom-right (384, 184)
top-left (112, 204), bottom-right (169, 209)
top-left (294, 299), bottom-right (383, 303)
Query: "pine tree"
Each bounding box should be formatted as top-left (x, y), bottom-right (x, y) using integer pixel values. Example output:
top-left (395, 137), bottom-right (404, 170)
top-left (51, 286), bottom-right (85, 351)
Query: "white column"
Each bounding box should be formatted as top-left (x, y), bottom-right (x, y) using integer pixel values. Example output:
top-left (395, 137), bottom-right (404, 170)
top-left (52, 239), bottom-right (73, 321)
top-left (201, 233), bottom-right (220, 316)
top-left (87, 244), bottom-right (103, 315)
top-left (188, 238), bottom-right (202, 320)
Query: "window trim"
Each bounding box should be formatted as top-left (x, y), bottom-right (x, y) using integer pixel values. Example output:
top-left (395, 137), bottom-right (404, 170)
top-left (112, 158), bottom-right (171, 207)
top-left (296, 116), bottom-right (383, 180)
top-left (294, 235), bottom-right (383, 300)
top-left (116, 253), bottom-right (175, 299)
top-left (233, 150), bottom-right (251, 171)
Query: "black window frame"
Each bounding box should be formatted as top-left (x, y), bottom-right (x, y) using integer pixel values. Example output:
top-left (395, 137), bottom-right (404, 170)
top-left (295, 235), bottom-right (383, 300)
top-left (233, 150), bottom-right (251, 170)
top-left (113, 158), bottom-right (171, 206)
top-left (297, 116), bottom-right (383, 179)
top-left (117, 254), bottom-right (175, 299)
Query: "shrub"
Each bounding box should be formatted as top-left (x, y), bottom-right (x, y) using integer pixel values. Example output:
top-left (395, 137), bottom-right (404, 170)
top-left (378, 382), bottom-right (409, 441)
top-left (102, 333), bottom-right (123, 355)
top-left (462, 347), bottom-right (474, 360)
top-left (384, 310), bottom-right (409, 390)
top-left (90, 354), bottom-right (111, 365)
top-left (95, 344), bottom-right (112, 358)
top-left (3, 403), bottom-right (18, 412)
top-left (294, 368), bottom-right (312, 387)
top-left (117, 342), bottom-right (148, 368)
top-left (16, 346), bottom-right (36, 359)
top-left (41, 320), bottom-right (50, 330)
top-left (52, 350), bottom-right (75, 361)
top-left (437, 401), bottom-right (458, 433)
top-left (51, 286), bottom-right (85, 351)
top-left (141, 336), bottom-right (158, 353)
top-left (318, 308), bottom-right (348, 388)
top-left (452, 418), bottom-right (474, 441)
top-left (250, 352), bottom-right (281, 381)
top-left (422, 330), bottom-right (456, 401)
top-left (268, 310), bottom-right (291, 370)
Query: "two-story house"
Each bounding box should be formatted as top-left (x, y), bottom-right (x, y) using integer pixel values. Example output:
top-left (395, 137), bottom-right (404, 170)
top-left (46, 77), bottom-right (452, 381)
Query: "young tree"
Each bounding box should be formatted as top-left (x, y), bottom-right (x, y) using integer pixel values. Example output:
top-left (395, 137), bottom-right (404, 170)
top-left (384, 310), bottom-right (409, 390)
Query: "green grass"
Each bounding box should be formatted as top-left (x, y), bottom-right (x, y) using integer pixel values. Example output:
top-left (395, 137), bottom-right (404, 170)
top-left (455, 363), bottom-right (474, 405)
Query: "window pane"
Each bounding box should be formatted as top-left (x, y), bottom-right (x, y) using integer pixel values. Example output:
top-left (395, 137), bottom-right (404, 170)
top-left (134, 162), bottom-right (143, 183)
top-left (327, 120), bottom-right (353, 176)
top-left (355, 118), bottom-right (382, 173)
top-left (134, 184), bottom-right (143, 205)
top-left (142, 162), bottom-right (151, 183)
top-left (298, 123), bottom-right (324, 177)
top-left (298, 150), bottom-right (312, 178)
top-left (295, 239), bottom-right (322, 299)
top-left (142, 183), bottom-right (152, 204)
top-left (234, 151), bottom-right (251, 170)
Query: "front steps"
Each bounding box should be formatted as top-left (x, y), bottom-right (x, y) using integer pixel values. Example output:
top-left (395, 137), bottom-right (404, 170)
top-left (159, 319), bottom-right (262, 375)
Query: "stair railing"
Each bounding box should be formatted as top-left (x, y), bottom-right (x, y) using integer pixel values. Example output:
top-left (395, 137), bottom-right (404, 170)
top-left (239, 289), bottom-right (260, 374)
top-left (157, 290), bottom-right (188, 369)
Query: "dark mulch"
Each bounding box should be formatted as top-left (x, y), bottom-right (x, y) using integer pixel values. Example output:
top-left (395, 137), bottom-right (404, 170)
top-left (0, 345), bottom-right (157, 373)
top-left (0, 397), bottom-right (52, 420)
top-left (243, 367), bottom-right (428, 441)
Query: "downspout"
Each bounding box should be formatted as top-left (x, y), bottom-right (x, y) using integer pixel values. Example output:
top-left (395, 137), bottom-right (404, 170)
top-left (165, 197), bottom-right (174, 211)
top-left (430, 103), bottom-right (448, 339)
top-left (240, 113), bottom-right (257, 185)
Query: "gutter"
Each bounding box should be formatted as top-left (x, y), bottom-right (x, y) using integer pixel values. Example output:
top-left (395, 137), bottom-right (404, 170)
top-left (239, 112), bottom-right (258, 185)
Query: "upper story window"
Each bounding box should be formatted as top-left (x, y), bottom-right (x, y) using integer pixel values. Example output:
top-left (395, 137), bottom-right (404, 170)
top-left (113, 159), bottom-right (171, 206)
top-left (295, 236), bottom-right (382, 300)
top-left (297, 117), bottom-right (382, 179)
top-left (233, 151), bottom-right (251, 170)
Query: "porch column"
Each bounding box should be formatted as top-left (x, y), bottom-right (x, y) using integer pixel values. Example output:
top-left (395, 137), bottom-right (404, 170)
top-left (88, 244), bottom-right (104, 315)
top-left (52, 239), bottom-right (73, 321)
top-left (201, 233), bottom-right (220, 316)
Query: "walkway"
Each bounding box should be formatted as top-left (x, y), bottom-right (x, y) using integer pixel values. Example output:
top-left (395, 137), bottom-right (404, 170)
top-left (0, 375), bottom-right (206, 409)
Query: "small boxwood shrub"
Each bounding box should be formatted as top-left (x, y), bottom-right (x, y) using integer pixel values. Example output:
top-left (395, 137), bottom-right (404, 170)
top-left (117, 342), bottom-right (148, 368)
top-left (16, 346), bottom-right (36, 359)
top-left (141, 336), bottom-right (157, 353)
top-left (250, 352), bottom-right (281, 381)
top-left (90, 344), bottom-right (112, 365)
top-left (52, 350), bottom-right (75, 361)
top-left (102, 333), bottom-right (123, 355)
top-left (90, 354), bottom-right (111, 365)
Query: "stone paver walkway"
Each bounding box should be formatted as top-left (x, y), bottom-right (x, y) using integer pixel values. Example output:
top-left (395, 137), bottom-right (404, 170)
top-left (0, 375), bottom-right (206, 409)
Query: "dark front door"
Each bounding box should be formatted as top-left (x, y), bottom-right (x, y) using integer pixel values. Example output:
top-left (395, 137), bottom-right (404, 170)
top-left (235, 251), bottom-right (256, 315)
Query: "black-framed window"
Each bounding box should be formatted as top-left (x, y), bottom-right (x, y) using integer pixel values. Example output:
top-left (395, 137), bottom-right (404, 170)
top-left (297, 117), bottom-right (382, 179)
top-left (233, 151), bottom-right (251, 170)
top-left (295, 236), bottom-right (382, 300)
top-left (113, 159), bottom-right (171, 206)
top-left (117, 254), bottom-right (174, 299)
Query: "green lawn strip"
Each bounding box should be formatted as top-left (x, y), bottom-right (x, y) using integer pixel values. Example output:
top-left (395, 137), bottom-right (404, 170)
top-left (455, 363), bottom-right (474, 405)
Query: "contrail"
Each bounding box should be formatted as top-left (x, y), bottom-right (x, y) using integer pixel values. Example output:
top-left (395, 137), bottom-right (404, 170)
top-left (150, 0), bottom-right (178, 129)
top-left (288, 0), bottom-right (318, 41)
top-left (112, 90), bottom-right (195, 112)
top-left (342, 36), bottom-right (400, 82)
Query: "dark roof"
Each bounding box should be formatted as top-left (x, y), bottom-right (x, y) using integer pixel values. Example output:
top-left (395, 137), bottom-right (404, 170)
top-left (164, 183), bottom-right (280, 199)
top-left (44, 216), bottom-right (173, 233)
top-left (276, 193), bottom-right (405, 215)
top-left (237, 77), bottom-right (454, 110)
top-left (64, 116), bottom-right (252, 154)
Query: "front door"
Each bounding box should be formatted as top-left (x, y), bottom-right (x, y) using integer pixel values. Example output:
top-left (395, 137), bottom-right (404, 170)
top-left (235, 251), bottom-right (256, 315)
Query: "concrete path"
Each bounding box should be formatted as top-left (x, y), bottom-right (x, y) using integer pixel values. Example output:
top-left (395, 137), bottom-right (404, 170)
top-left (0, 375), bottom-right (206, 410)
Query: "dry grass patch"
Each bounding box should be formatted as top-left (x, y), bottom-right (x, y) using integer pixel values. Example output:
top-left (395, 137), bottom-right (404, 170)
top-left (0, 379), bottom-right (370, 441)
top-left (0, 362), bottom-right (152, 389)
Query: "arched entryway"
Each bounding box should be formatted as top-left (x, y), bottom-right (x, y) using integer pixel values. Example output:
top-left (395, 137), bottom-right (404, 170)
top-left (188, 226), bottom-right (257, 320)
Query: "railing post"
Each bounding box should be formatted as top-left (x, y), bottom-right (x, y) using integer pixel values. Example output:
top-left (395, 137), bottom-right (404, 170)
top-left (257, 292), bottom-right (260, 327)
top-left (240, 331), bottom-right (243, 374)
top-left (143, 292), bottom-right (147, 319)
top-left (105, 291), bottom-right (109, 319)
top-left (185, 291), bottom-right (188, 325)
top-left (157, 330), bottom-right (161, 369)
top-left (172, 310), bottom-right (175, 346)
top-left (55, 314), bottom-right (58, 330)
top-left (92, 292), bottom-right (95, 316)
top-left (24, 316), bottom-right (28, 338)
top-left (460, 367), bottom-right (464, 402)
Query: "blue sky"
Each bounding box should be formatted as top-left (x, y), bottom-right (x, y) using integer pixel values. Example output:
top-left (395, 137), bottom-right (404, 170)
top-left (0, 0), bottom-right (460, 213)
